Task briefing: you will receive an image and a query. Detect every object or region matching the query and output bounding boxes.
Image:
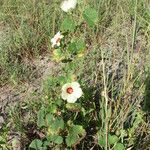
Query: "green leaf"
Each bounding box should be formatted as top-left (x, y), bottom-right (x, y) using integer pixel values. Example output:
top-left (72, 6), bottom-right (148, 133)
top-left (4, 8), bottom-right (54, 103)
top-left (58, 74), bottom-right (74, 84)
top-left (29, 139), bottom-right (42, 150)
top-left (52, 136), bottom-right (63, 145)
top-left (68, 42), bottom-right (77, 53)
top-left (72, 125), bottom-right (85, 135)
top-left (49, 105), bottom-right (57, 114)
top-left (66, 125), bottom-right (86, 147)
top-left (68, 39), bottom-right (86, 54)
top-left (58, 76), bottom-right (67, 85)
top-left (37, 108), bottom-right (45, 128)
top-left (51, 118), bottom-right (64, 131)
top-left (66, 134), bottom-right (77, 147)
top-left (47, 135), bottom-right (63, 145)
top-left (61, 17), bottom-right (75, 32)
top-left (108, 135), bottom-right (119, 145)
top-left (114, 143), bottom-right (125, 150)
top-left (48, 117), bottom-right (64, 135)
top-left (53, 49), bottom-right (64, 61)
top-left (46, 113), bottom-right (53, 126)
top-left (76, 40), bottom-right (86, 53)
top-left (83, 7), bottom-right (98, 27)
top-left (54, 99), bottom-right (63, 106)
top-left (98, 135), bottom-right (106, 147)
top-left (43, 141), bottom-right (50, 148)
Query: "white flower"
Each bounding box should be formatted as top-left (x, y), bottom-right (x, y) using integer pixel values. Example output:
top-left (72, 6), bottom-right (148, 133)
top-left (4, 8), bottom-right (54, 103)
top-left (60, 0), bottom-right (77, 12)
top-left (51, 31), bottom-right (63, 48)
top-left (61, 82), bottom-right (83, 103)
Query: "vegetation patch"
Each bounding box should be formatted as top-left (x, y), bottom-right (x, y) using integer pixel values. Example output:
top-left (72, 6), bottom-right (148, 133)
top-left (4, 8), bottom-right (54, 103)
top-left (0, 0), bottom-right (150, 149)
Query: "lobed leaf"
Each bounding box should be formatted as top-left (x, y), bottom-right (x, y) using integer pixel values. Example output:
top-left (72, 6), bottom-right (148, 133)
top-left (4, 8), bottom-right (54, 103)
top-left (66, 125), bottom-right (86, 147)
top-left (37, 108), bottom-right (45, 128)
top-left (29, 139), bottom-right (42, 150)
top-left (61, 17), bottom-right (76, 32)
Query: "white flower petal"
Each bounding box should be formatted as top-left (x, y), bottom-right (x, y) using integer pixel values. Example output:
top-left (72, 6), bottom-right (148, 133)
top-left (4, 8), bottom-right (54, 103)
top-left (61, 92), bottom-right (68, 100)
top-left (60, 0), bottom-right (77, 12)
top-left (61, 82), bottom-right (83, 103)
top-left (57, 42), bottom-right (60, 46)
top-left (56, 31), bottom-right (60, 36)
top-left (66, 94), bottom-right (77, 103)
top-left (51, 31), bottom-right (63, 48)
top-left (52, 44), bottom-right (55, 48)
top-left (74, 88), bottom-right (83, 98)
top-left (68, 0), bottom-right (77, 9)
top-left (51, 38), bottom-right (55, 43)
top-left (60, 35), bottom-right (64, 39)
top-left (62, 83), bottom-right (69, 91)
top-left (61, 1), bottom-right (70, 12)
top-left (55, 32), bottom-right (61, 38)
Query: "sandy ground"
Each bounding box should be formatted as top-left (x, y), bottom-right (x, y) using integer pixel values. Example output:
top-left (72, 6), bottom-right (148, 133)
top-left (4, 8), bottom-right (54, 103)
top-left (0, 56), bottom-right (57, 106)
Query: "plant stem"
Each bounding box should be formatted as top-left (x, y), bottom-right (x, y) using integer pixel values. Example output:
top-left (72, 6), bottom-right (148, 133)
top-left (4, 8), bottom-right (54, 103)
top-left (102, 52), bottom-right (108, 150)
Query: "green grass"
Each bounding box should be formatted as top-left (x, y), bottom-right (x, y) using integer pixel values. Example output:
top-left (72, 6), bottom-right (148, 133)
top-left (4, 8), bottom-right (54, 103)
top-left (0, 0), bottom-right (150, 149)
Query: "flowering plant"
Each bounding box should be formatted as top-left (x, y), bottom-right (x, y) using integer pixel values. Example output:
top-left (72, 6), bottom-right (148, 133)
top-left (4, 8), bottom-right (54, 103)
top-left (61, 82), bottom-right (83, 103)
top-left (51, 31), bottom-right (63, 48)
